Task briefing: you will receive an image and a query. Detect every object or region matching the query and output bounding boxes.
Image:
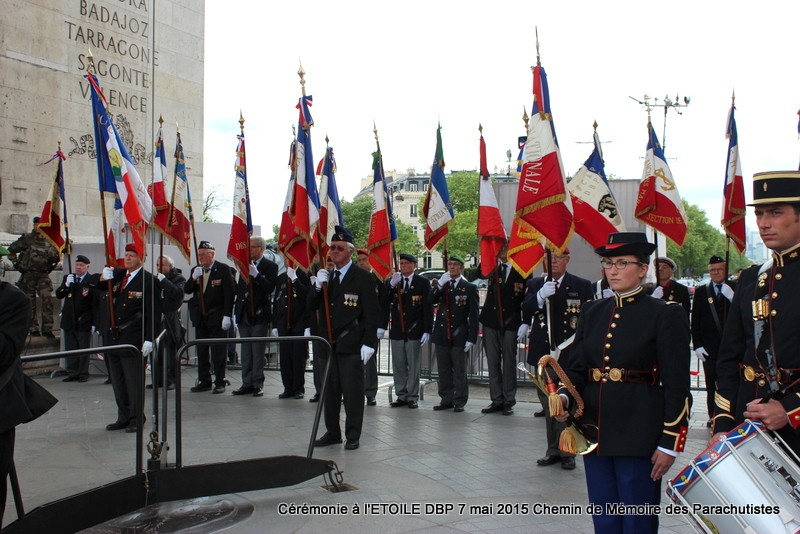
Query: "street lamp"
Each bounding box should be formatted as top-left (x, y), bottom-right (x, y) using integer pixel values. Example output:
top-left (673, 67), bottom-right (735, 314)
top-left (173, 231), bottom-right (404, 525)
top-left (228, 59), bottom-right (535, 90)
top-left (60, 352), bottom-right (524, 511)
top-left (629, 93), bottom-right (690, 153)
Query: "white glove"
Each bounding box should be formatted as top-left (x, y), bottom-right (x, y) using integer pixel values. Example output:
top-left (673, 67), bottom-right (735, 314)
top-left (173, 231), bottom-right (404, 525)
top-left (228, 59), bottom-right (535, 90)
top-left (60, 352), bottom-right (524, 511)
top-left (652, 285), bottom-right (664, 299)
top-left (438, 272), bottom-right (452, 286)
top-left (310, 275), bottom-right (317, 286)
top-left (420, 333), bottom-right (430, 346)
top-left (222, 316), bottom-right (232, 330)
top-left (271, 328), bottom-right (279, 337)
top-left (464, 341), bottom-right (474, 352)
top-left (360, 344), bottom-right (376, 364)
top-left (389, 272), bottom-right (402, 288)
top-left (517, 324), bottom-right (529, 343)
top-left (720, 283), bottom-right (734, 301)
top-left (91, 325), bottom-right (96, 334)
top-left (102, 267), bottom-right (114, 280)
top-left (192, 266), bottom-right (204, 280)
top-left (287, 267), bottom-right (298, 281)
top-left (249, 263), bottom-right (259, 278)
top-left (156, 272), bottom-right (166, 282)
top-left (695, 346), bottom-right (708, 362)
top-left (141, 341), bottom-right (153, 357)
top-left (66, 273), bottom-right (76, 287)
top-left (602, 288), bottom-right (614, 298)
top-left (539, 280), bottom-right (558, 300)
top-left (304, 328), bottom-right (311, 337)
top-left (315, 269), bottom-right (329, 289)
top-left (377, 328), bottom-right (386, 339)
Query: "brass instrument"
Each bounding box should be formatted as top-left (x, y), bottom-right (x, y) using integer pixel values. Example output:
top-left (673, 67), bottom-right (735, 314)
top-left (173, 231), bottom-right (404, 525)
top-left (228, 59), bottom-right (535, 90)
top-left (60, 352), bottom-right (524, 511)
top-left (518, 358), bottom-right (598, 455)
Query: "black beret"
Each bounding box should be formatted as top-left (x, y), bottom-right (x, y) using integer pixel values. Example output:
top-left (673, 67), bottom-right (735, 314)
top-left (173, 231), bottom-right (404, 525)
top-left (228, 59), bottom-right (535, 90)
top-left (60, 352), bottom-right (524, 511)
top-left (708, 255), bottom-right (725, 265)
top-left (399, 253), bottom-right (418, 264)
top-left (331, 225), bottom-right (354, 244)
top-left (198, 240), bottom-right (215, 250)
top-left (33, 216), bottom-right (40, 223)
top-left (75, 255), bottom-right (91, 264)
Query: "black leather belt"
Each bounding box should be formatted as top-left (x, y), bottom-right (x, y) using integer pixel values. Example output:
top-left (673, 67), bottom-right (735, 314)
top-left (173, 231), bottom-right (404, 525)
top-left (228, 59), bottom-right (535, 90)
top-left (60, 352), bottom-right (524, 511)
top-left (589, 367), bottom-right (658, 385)
top-left (739, 364), bottom-right (800, 387)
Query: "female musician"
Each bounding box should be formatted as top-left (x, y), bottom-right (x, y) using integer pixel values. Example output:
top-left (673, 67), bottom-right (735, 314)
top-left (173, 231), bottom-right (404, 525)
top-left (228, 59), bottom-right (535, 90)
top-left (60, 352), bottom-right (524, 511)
top-left (559, 232), bottom-right (691, 533)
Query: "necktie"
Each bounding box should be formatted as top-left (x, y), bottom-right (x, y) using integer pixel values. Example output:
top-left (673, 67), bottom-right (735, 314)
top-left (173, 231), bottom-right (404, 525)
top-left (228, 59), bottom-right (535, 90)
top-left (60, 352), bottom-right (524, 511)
top-left (403, 277), bottom-right (410, 292)
top-left (500, 264), bottom-right (507, 283)
top-left (450, 279), bottom-right (456, 290)
top-left (119, 273), bottom-right (131, 294)
top-left (715, 283), bottom-right (722, 298)
top-left (332, 270), bottom-right (341, 286)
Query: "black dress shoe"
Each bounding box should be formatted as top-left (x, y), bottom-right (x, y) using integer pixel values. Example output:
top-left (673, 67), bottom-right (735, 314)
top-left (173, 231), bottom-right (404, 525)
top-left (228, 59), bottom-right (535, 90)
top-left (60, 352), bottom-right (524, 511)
top-left (453, 406), bottom-right (464, 413)
top-left (534, 409), bottom-right (545, 417)
top-left (433, 403), bottom-right (454, 411)
top-left (537, 455), bottom-right (560, 466)
top-left (314, 433), bottom-right (343, 447)
top-left (104, 378), bottom-right (112, 384)
top-left (366, 397), bottom-right (376, 406)
top-left (213, 385), bottom-right (226, 394)
top-left (191, 384), bottom-right (212, 393)
top-left (481, 404), bottom-right (503, 414)
top-left (390, 399), bottom-right (407, 408)
top-left (232, 386), bottom-right (254, 396)
top-left (145, 383), bottom-right (155, 389)
top-left (502, 406), bottom-right (514, 416)
top-left (62, 376), bottom-right (78, 382)
top-left (309, 394), bottom-right (320, 403)
top-left (407, 400), bottom-right (418, 409)
top-left (344, 439), bottom-right (360, 450)
top-left (166, 383), bottom-right (176, 391)
top-left (78, 376), bottom-right (89, 383)
top-left (253, 388), bottom-right (263, 397)
top-left (293, 392), bottom-right (305, 399)
top-left (278, 391), bottom-right (292, 399)
top-left (106, 420), bottom-right (129, 431)
top-left (125, 420), bottom-right (143, 433)
top-left (561, 457), bottom-right (576, 470)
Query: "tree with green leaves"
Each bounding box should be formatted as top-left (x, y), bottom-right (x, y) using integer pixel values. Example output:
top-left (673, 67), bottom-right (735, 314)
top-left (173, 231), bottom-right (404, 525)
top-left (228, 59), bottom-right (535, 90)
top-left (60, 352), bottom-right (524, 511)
top-left (339, 195), bottom-right (421, 259)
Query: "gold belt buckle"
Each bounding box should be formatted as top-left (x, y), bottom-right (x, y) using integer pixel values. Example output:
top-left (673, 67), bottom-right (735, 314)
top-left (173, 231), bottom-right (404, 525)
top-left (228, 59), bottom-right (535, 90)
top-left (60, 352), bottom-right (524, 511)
top-left (609, 368), bottom-right (623, 382)
top-left (743, 366), bottom-right (756, 382)
top-left (592, 368), bottom-right (602, 382)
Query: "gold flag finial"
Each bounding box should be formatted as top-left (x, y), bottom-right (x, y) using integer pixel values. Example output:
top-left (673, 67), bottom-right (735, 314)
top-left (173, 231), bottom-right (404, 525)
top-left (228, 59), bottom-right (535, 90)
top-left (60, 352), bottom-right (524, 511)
top-left (87, 49), bottom-right (95, 74)
top-left (478, 123), bottom-right (483, 135)
top-left (298, 61), bottom-right (306, 97)
top-left (239, 111), bottom-right (245, 134)
top-left (535, 26), bottom-right (541, 67)
top-left (522, 106), bottom-right (529, 130)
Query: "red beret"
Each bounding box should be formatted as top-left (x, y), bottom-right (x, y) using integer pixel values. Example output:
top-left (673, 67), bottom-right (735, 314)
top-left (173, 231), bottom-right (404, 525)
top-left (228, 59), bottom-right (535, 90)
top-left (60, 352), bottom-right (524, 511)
top-left (357, 248), bottom-right (369, 256)
top-left (125, 243), bottom-right (138, 254)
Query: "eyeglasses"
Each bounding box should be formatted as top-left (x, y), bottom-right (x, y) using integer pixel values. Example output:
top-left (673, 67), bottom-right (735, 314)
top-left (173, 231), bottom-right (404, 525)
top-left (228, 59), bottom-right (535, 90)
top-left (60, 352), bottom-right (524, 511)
top-left (329, 245), bottom-right (350, 252)
top-left (600, 259), bottom-right (644, 270)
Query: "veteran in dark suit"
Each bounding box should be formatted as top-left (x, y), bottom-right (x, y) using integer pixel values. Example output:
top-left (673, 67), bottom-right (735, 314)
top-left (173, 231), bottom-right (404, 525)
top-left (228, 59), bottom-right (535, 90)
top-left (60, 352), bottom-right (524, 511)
top-left (649, 256), bottom-right (691, 318)
top-left (232, 236), bottom-right (278, 397)
top-left (386, 253), bottom-right (433, 409)
top-left (356, 249), bottom-right (390, 406)
top-left (310, 226), bottom-right (379, 451)
top-left (477, 247), bottom-right (529, 416)
top-left (272, 264), bottom-right (311, 399)
top-left (430, 255), bottom-right (479, 413)
top-left (100, 243), bottom-right (161, 433)
top-left (714, 171), bottom-right (800, 456)
top-left (561, 232), bottom-right (691, 533)
top-left (690, 255), bottom-right (735, 426)
top-left (56, 254), bottom-right (100, 382)
top-left (184, 241), bottom-right (235, 394)
top-left (153, 255), bottom-right (186, 390)
top-left (523, 247), bottom-right (593, 470)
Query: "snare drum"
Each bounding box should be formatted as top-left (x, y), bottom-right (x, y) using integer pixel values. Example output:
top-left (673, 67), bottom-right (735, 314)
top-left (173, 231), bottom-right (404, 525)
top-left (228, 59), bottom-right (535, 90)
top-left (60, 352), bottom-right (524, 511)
top-left (667, 419), bottom-right (800, 533)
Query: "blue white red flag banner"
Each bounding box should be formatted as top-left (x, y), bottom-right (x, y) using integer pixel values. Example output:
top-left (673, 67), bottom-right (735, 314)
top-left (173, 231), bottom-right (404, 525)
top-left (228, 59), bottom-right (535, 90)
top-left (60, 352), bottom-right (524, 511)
top-left (634, 120), bottom-right (688, 246)
top-left (86, 73), bottom-right (152, 260)
top-left (37, 150), bottom-right (67, 254)
top-left (316, 147), bottom-right (344, 261)
top-left (568, 128), bottom-right (626, 248)
top-left (149, 126), bottom-right (170, 236)
top-left (279, 139), bottom-right (308, 269)
top-left (228, 134), bottom-right (253, 281)
top-left (106, 198), bottom-right (130, 267)
top-left (423, 125), bottom-right (454, 251)
top-left (367, 148), bottom-right (393, 279)
top-left (508, 64), bottom-right (573, 277)
top-left (515, 135), bottom-right (527, 175)
top-left (722, 104), bottom-right (746, 253)
top-left (477, 132), bottom-right (507, 277)
top-left (164, 133), bottom-right (194, 262)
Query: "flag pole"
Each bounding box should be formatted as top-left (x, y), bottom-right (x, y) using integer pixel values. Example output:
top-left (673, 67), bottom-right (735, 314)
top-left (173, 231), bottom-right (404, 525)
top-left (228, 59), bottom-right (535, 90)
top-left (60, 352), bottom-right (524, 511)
top-left (375, 122), bottom-right (405, 335)
top-left (544, 247), bottom-right (556, 350)
top-left (239, 113), bottom-right (256, 317)
top-left (157, 116), bottom-right (165, 267)
top-left (183, 125), bottom-right (205, 316)
top-left (87, 52), bottom-right (119, 338)
top-left (480, 124), bottom-right (505, 332)
top-left (57, 142), bottom-right (80, 330)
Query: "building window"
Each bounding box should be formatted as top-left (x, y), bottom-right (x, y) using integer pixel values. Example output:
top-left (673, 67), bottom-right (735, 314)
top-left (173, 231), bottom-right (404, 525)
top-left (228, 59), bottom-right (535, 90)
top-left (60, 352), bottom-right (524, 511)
top-left (409, 182), bottom-right (418, 192)
top-left (422, 183), bottom-right (428, 192)
top-left (423, 253), bottom-right (432, 269)
top-left (410, 204), bottom-right (417, 217)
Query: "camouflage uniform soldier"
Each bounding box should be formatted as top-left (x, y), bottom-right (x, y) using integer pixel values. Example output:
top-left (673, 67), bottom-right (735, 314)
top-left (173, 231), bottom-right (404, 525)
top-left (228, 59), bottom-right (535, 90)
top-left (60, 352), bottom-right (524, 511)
top-left (8, 216), bottom-right (60, 337)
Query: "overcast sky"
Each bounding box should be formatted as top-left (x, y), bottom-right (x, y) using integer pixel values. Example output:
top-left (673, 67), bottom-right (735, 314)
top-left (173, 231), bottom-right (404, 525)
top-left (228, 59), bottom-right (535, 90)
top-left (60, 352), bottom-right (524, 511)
top-left (203, 1), bottom-right (800, 240)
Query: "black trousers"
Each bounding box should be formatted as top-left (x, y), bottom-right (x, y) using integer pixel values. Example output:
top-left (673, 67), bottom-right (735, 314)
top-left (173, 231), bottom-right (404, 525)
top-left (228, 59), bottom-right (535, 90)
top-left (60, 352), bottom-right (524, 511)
top-left (318, 351), bottom-right (364, 441)
top-left (279, 335), bottom-right (307, 395)
top-left (107, 350), bottom-right (142, 424)
top-left (63, 329), bottom-right (92, 378)
top-left (0, 428), bottom-right (14, 526)
top-left (195, 323), bottom-right (227, 386)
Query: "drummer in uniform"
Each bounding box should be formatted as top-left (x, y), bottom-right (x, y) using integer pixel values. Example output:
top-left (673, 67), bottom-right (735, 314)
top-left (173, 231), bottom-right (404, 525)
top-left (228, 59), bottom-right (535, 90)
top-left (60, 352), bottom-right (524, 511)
top-left (713, 171), bottom-right (800, 454)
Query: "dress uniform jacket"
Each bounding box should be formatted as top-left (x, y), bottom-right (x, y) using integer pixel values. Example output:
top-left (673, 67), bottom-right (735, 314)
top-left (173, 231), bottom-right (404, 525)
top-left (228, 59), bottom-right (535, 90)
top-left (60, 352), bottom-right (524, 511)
top-left (651, 279), bottom-right (691, 318)
top-left (371, 272), bottom-right (390, 332)
top-left (273, 270), bottom-right (311, 335)
top-left (234, 257), bottom-right (278, 327)
top-left (159, 268), bottom-right (186, 346)
top-left (690, 280), bottom-right (735, 358)
top-left (478, 264), bottom-right (528, 331)
top-left (566, 288), bottom-right (691, 456)
top-left (387, 273), bottom-right (433, 341)
top-left (430, 278), bottom-right (479, 347)
top-left (523, 272), bottom-right (593, 366)
top-left (104, 267), bottom-right (161, 346)
top-left (55, 272), bottom-right (101, 332)
top-left (310, 265), bottom-right (379, 353)
top-left (184, 260), bottom-right (235, 329)
top-left (715, 247), bottom-right (800, 451)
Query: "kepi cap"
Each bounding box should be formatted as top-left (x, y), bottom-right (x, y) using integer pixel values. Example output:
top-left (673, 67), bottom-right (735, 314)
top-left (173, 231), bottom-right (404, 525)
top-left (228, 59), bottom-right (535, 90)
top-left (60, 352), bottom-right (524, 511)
top-left (594, 232), bottom-right (657, 257)
top-left (749, 171), bottom-right (800, 206)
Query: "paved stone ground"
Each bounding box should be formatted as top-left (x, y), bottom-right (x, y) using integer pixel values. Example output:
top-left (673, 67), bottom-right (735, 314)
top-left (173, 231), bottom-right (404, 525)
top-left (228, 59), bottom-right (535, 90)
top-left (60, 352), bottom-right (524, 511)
top-left (3, 361), bottom-right (713, 533)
